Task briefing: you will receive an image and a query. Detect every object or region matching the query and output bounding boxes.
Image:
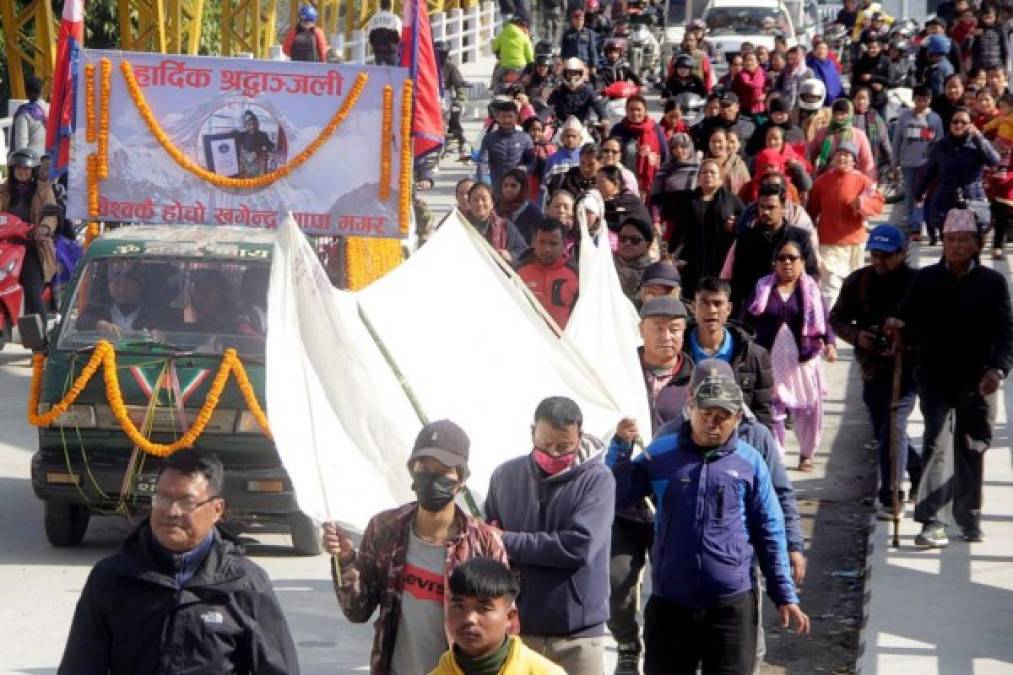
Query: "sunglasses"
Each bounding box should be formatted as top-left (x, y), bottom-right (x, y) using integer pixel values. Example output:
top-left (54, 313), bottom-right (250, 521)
top-left (601, 148), bottom-right (620, 154)
top-left (619, 235), bottom-right (645, 245)
top-left (776, 254), bottom-right (801, 262)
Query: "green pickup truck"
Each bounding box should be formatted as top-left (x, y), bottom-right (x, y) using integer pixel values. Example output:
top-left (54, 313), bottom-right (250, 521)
top-left (25, 225), bottom-right (321, 554)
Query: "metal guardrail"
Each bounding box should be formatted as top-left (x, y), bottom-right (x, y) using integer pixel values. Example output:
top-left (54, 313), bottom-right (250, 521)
top-left (330, 1), bottom-right (501, 65)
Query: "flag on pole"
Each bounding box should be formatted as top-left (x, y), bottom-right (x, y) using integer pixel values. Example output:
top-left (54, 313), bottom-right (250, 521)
top-left (400, 0), bottom-right (444, 158)
top-left (45, 0), bottom-right (86, 180)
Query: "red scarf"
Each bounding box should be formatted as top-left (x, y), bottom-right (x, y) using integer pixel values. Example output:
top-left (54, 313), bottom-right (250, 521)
top-left (622, 117), bottom-right (663, 195)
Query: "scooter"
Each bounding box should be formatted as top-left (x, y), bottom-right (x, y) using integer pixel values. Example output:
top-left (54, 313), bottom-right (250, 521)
top-left (0, 212), bottom-right (53, 351)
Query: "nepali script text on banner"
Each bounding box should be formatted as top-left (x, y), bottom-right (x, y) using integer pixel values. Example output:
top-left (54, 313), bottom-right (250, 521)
top-left (67, 50), bottom-right (411, 238)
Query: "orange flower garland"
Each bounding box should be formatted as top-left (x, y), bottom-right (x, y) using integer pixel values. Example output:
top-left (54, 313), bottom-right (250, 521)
top-left (84, 222), bottom-right (101, 249)
top-left (28, 341), bottom-right (272, 458)
top-left (399, 79), bottom-right (414, 236)
top-left (97, 58), bottom-right (112, 179)
top-left (344, 237), bottom-right (404, 290)
top-left (379, 84), bottom-right (394, 201)
top-left (85, 63), bottom-right (97, 143)
top-left (87, 153), bottom-right (100, 217)
top-left (120, 59), bottom-right (369, 190)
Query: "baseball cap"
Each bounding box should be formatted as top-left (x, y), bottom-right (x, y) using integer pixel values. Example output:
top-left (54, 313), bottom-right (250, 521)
top-left (641, 261), bottom-right (681, 288)
top-left (719, 92), bottom-right (739, 106)
top-left (866, 224), bottom-right (904, 252)
top-left (691, 359), bottom-right (743, 413)
top-left (409, 419), bottom-right (470, 472)
top-left (639, 296), bottom-right (688, 320)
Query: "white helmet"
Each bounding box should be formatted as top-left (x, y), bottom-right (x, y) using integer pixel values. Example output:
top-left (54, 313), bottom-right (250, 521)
top-left (563, 57), bottom-right (586, 73)
top-left (798, 78), bottom-right (826, 111)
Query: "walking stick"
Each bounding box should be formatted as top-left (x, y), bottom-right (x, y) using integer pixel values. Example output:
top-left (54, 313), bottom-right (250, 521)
top-left (888, 335), bottom-right (903, 548)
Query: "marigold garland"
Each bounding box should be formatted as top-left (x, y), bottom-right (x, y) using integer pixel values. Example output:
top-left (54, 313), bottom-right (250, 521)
top-left (85, 64), bottom-right (97, 144)
top-left (87, 153), bottom-right (100, 217)
top-left (28, 341), bottom-right (272, 458)
top-left (344, 237), bottom-right (404, 290)
top-left (399, 79), bottom-right (414, 236)
top-left (120, 59), bottom-right (369, 190)
top-left (379, 84), bottom-right (394, 201)
top-left (84, 222), bottom-right (101, 249)
top-left (98, 58), bottom-right (112, 180)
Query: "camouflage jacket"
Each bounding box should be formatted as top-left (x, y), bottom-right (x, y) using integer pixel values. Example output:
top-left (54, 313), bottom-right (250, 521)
top-left (332, 502), bottom-right (508, 675)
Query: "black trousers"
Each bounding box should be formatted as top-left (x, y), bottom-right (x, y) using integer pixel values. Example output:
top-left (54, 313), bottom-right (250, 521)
top-left (914, 387), bottom-right (993, 530)
top-left (644, 592), bottom-right (757, 675)
top-left (19, 246), bottom-right (47, 322)
top-left (607, 517), bottom-right (654, 652)
top-left (993, 200), bottom-right (1010, 249)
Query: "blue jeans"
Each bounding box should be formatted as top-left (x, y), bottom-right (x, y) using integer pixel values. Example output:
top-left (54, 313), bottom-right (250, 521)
top-left (901, 167), bottom-right (923, 237)
top-left (862, 373), bottom-right (923, 506)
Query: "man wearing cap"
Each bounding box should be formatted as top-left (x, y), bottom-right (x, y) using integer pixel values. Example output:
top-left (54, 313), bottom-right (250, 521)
top-left (653, 359), bottom-right (806, 673)
top-left (560, 8), bottom-right (599, 72)
top-left (323, 420), bottom-right (509, 675)
top-left (485, 397), bottom-right (614, 674)
top-left (697, 92), bottom-right (755, 155)
top-left (745, 95), bottom-right (806, 157)
top-left (830, 225), bottom-right (922, 520)
top-left (636, 260), bottom-right (682, 308)
top-left (612, 364), bottom-right (809, 674)
top-left (542, 118), bottom-right (587, 197)
top-left (808, 141), bottom-right (885, 309)
top-left (886, 210), bottom-right (1013, 548)
top-left (476, 99), bottom-right (535, 193)
top-left (606, 296), bottom-right (694, 673)
top-left (615, 215), bottom-right (659, 300)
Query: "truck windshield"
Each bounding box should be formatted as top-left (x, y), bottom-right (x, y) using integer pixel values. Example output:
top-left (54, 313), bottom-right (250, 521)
top-left (57, 257), bottom-right (270, 357)
top-left (704, 7), bottom-right (790, 35)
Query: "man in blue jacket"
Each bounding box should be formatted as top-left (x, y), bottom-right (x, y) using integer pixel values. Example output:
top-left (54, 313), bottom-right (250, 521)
top-left (559, 8), bottom-right (599, 72)
top-left (485, 396), bottom-right (614, 674)
top-left (612, 362), bottom-right (809, 674)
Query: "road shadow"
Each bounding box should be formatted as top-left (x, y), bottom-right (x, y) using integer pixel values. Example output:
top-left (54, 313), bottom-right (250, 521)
top-left (761, 345), bottom-right (877, 674)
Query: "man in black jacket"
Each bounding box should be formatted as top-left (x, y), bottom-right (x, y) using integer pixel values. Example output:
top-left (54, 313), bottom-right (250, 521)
top-left (830, 225), bottom-right (922, 518)
top-left (728, 182), bottom-right (819, 313)
top-left (888, 215), bottom-right (1013, 547)
top-left (59, 449), bottom-right (299, 674)
top-left (684, 276), bottom-right (775, 429)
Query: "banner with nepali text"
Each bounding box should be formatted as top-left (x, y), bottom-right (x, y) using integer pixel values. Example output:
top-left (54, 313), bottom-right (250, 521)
top-left (68, 50), bottom-right (413, 238)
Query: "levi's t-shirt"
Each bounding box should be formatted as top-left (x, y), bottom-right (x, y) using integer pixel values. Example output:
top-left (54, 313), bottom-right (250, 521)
top-left (390, 530), bottom-right (448, 675)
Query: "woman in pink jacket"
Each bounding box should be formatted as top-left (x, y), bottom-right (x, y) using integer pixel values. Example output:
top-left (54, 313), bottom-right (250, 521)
top-left (807, 98), bottom-right (877, 180)
top-left (731, 52), bottom-right (767, 118)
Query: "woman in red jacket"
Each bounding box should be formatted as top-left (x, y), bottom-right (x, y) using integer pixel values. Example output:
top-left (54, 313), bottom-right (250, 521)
top-left (283, 5), bottom-right (329, 62)
top-left (731, 51), bottom-right (767, 120)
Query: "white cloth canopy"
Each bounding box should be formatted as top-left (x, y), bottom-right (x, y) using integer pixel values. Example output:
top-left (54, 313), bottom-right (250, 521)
top-left (266, 211), bottom-right (648, 530)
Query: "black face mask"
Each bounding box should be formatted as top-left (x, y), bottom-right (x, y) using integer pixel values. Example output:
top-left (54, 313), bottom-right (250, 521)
top-left (411, 472), bottom-right (458, 513)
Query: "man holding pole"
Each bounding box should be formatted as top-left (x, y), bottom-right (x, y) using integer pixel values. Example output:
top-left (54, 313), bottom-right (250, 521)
top-left (322, 420), bottom-right (508, 675)
top-left (829, 225), bottom-right (922, 520)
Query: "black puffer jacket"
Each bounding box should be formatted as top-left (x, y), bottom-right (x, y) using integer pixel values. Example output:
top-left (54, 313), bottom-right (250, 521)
top-left (59, 521), bottom-right (299, 675)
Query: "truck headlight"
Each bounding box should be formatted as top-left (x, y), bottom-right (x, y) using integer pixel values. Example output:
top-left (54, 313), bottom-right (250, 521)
top-left (51, 405), bottom-right (98, 428)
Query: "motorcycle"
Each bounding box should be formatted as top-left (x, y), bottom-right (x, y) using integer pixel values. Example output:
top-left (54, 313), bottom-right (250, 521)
top-left (601, 80), bottom-right (639, 127)
top-left (0, 212), bottom-right (53, 351)
top-left (824, 23), bottom-right (852, 74)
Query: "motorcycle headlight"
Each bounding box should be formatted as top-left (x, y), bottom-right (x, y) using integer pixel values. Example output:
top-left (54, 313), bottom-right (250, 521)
top-left (0, 259), bottom-right (15, 282)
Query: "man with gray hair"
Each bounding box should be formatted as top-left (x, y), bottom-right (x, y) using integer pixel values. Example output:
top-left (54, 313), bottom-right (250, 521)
top-left (612, 363), bottom-right (809, 674)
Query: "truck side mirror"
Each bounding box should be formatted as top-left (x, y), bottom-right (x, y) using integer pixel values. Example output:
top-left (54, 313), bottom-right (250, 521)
top-left (18, 314), bottom-right (48, 352)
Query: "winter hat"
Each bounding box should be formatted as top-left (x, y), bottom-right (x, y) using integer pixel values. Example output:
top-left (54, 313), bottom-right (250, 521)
top-left (618, 215), bottom-right (654, 243)
top-left (641, 260), bottom-right (681, 288)
top-left (926, 34), bottom-right (951, 55)
top-left (562, 115), bottom-right (585, 133)
top-left (942, 207), bottom-right (978, 234)
top-left (768, 96), bottom-right (790, 115)
top-left (835, 141), bottom-right (860, 161)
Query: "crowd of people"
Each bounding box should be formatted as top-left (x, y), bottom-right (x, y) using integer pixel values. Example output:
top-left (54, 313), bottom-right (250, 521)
top-left (29, 0), bottom-right (1013, 673)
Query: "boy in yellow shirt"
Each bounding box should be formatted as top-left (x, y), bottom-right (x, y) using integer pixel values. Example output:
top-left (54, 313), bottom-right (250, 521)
top-left (429, 558), bottom-right (564, 675)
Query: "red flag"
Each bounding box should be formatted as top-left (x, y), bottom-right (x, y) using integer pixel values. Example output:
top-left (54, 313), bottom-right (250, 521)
top-left (46, 0), bottom-right (86, 180)
top-left (400, 0), bottom-right (444, 158)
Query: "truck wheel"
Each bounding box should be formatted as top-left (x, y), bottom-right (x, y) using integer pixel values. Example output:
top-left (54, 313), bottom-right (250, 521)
top-left (44, 502), bottom-right (90, 547)
top-left (289, 511), bottom-right (323, 556)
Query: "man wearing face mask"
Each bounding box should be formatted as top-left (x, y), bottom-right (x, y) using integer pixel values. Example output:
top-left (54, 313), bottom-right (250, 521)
top-left (323, 420), bottom-right (508, 675)
top-left (484, 397), bottom-right (614, 674)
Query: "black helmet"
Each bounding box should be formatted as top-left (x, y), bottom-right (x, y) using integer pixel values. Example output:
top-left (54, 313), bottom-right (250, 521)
top-left (434, 40), bottom-right (450, 56)
top-left (511, 14), bottom-right (529, 27)
top-left (8, 148), bottom-right (40, 169)
top-left (535, 54), bottom-right (554, 67)
top-left (674, 53), bottom-right (695, 70)
top-left (603, 37), bottom-right (626, 55)
top-left (534, 39), bottom-right (555, 57)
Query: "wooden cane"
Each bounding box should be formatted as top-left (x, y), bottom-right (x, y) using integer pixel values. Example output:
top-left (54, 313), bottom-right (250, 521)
top-left (888, 336), bottom-right (903, 548)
